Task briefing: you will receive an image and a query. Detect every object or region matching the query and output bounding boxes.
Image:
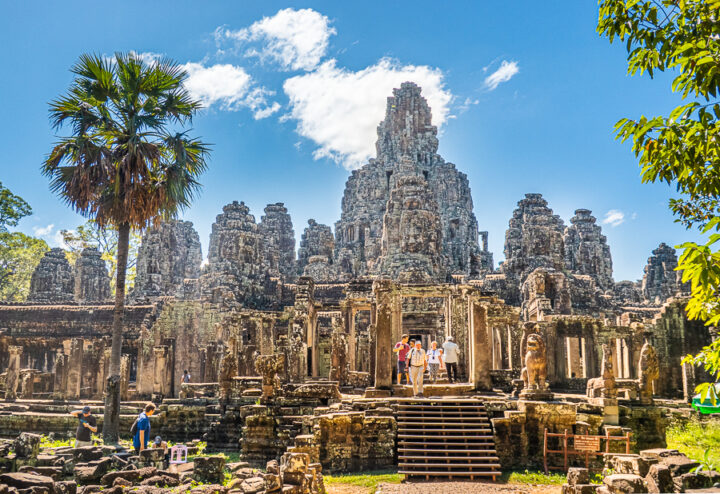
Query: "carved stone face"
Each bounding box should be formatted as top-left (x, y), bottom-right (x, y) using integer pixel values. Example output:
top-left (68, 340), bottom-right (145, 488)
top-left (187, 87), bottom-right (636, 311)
top-left (526, 334), bottom-right (543, 353)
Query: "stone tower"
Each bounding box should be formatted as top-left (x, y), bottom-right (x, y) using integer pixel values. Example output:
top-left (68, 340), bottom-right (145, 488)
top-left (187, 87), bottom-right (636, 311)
top-left (297, 219), bottom-right (335, 275)
top-left (334, 82), bottom-right (481, 278)
top-left (563, 209), bottom-right (614, 291)
top-left (74, 247), bottom-right (111, 303)
top-left (259, 203), bottom-right (296, 282)
top-left (200, 201), bottom-right (269, 307)
top-left (501, 193), bottom-right (566, 281)
top-left (641, 243), bottom-right (686, 303)
top-left (376, 156), bottom-right (446, 283)
top-left (28, 248), bottom-right (74, 304)
top-left (132, 220), bottom-right (202, 301)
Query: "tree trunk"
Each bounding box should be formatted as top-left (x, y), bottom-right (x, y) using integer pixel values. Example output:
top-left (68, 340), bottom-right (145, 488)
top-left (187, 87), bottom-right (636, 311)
top-left (103, 222), bottom-right (130, 444)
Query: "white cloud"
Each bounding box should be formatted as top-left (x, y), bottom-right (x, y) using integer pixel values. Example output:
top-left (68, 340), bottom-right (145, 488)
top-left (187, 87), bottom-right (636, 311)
top-left (602, 210), bottom-right (625, 227)
top-left (217, 8), bottom-right (336, 71)
top-left (182, 62), bottom-right (280, 119)
top-left (283, 58), bottom-right (452, 169)
top-left (484, 60), bottom-right (519, 91)
top-left (33, 224), bottom-right (54, 236)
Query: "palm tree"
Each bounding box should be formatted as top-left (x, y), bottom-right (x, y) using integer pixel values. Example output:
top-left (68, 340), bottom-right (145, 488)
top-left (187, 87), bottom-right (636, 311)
top-left (43, 52), bottom-right (210, 442)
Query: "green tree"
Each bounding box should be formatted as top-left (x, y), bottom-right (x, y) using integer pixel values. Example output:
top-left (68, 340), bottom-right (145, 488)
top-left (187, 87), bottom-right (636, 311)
top-left (0, 182), bottom-right (32, 231)
top-left (60, 220), bottom-right (141, 293)
top-left (43, 52), bottom-right (210, 442)
top-left (0, 232), bottom-right (49, 301)
top-left (598, 0), bottom-right (720, 402)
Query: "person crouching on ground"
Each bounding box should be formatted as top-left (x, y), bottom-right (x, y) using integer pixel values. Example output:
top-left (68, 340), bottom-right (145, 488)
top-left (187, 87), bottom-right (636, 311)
top-left (70, 405), bottom-right (97, 447)
top-left (407, 340), bottom-right (427, 397)
top-left (152, 435), bottom-right (170, 467)
top-left (427, 341), bottom-right (443, 383)
top-left (393, 334), bottom-right (411, 385)
top-left (133, 403), bottom-right (156, 453)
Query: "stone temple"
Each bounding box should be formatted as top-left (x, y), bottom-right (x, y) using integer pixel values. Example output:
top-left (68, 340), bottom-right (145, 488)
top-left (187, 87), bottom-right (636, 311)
top-left (0, 83), bottom-right (715, 484)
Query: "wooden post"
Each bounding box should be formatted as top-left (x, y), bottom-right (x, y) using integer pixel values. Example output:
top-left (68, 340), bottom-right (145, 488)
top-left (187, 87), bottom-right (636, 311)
top-left (563, 429), bottom-right (569, 471)
top-left (544, 428), bottom-right (549, 474)
top-left (625, 432), bottom-right (631, 454)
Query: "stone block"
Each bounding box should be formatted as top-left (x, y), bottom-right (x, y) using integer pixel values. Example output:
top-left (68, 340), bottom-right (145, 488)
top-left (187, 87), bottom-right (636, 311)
top-left (74, 458), bottom-right (112, 484)
top-left (140, 474), bottom-right (179, 487)
top-left (567, 467), bottom-right (589, 485)
top-left (0, 473), bottom-right (54, 491)
top-left (644, 463), bottom-right (673, 494)
top-left (17, 466), bottom-right (63, 480)
top-left (71, 447), bottom-right (103, 463)
top-left (193, 456), bottom-right (226, 484)
top-left (13, 433), bottom-right (41, 459)
top-left (100, 466), bottom-right (157, 486)
top-left (240, 476), bottom-right (265, 493)
top-left (55, 481), bottom-right (77, 494)
top-left (603, 473), bottom-right (647, 493)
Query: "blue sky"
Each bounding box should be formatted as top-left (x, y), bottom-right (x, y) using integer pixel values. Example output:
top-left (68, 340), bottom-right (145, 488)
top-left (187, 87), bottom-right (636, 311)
top-left (0, 1), bottom-right (702, 282)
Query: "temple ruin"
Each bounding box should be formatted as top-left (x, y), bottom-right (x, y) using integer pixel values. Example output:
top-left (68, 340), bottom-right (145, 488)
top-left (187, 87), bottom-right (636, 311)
top-left (0, 82), bottom-right (714, 482)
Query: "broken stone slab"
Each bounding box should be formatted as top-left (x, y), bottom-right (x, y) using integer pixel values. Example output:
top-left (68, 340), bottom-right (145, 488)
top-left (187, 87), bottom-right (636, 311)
top-left (0, 472), bottom-right (55, 491)
top-left (239, 476), bottom-right (265, 494)
top-left (100, 466), bottom-right (157, 486)
top-left (561, 485), bottom-right (599, 494)
top-left (13, 433), bottom-right (41, 459)
top-left (567, 467), bottom-right (590, 485)
top-left (644, 463), bottom-right (673, 494)
top-left (71, 447), bottom-right (104, 463)
top-left (74, 457), bottom-right (112, 484)
top-left (55, 480), bottom-right (77, 494)
top-left (140, 474), bottom-right (180, 487)
top-left (603, 473), bottom-right (648, 493)
top-left (17, 466), bottom-right (63, 480)
top-left (192, 457), bottom-right (226, 484)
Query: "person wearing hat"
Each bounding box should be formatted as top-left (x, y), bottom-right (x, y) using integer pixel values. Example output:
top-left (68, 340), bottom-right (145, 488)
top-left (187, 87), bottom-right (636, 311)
top-left (152, 435), bottom-right (170, 467)
top-left (70, 406), bottom-right (97, 447)
top-left (442, 336), bottom-right (460, 383)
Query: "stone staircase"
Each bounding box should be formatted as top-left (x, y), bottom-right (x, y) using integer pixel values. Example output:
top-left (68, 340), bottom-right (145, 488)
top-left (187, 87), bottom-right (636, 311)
top-left (396, 399), bottom-right (501, 480)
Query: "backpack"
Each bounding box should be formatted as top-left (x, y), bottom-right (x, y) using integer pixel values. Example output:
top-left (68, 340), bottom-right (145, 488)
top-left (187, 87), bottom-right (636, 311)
top-left (130, 417), bottom-right (138, 436)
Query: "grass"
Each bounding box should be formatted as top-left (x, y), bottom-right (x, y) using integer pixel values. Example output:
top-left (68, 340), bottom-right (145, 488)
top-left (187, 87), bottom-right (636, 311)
top-left (324, 470), bottom-right (403, 492)
top-left (40, 437), bottom-right (74, 449)
top-left (666, 417), bottom-right (720, 466)
top-left (500, 469), bottom-right (566, 485)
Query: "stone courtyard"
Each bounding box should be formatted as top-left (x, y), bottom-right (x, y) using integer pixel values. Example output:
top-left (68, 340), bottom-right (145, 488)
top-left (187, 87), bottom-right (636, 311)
top-left (0, 83), bottom-right (718, 494)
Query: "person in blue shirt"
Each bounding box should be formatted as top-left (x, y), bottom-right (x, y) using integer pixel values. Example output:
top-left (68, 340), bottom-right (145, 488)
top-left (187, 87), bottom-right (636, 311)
top-left (133, 403), bottom-right (156, 453)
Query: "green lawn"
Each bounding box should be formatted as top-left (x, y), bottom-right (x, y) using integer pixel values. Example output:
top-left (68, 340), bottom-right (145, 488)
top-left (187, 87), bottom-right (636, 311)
top-left (500, 469), bottom-right (566, 485)
top-left (666, 417), bottom-right (720, 466)
top-left (324, 470), bottom-right (403, 492)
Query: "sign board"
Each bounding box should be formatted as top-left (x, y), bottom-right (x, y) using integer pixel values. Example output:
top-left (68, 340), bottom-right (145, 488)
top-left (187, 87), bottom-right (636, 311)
top-left (574, 436), bottom-right (601, 452)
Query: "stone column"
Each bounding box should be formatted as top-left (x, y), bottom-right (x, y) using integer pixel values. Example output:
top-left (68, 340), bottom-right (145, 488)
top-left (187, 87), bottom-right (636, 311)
top-left (372, 280), bottom-right (394, 392)
top-left (449, 293), bottom-right (470, 379)
top-left (470, 301), bottom-right (492, 390)
top-left (341, 302), bottom-right (356, 372)
top-left (66, 338), bottom-right (83, 400)
top-left (152, 346), bottom-right (170, 398)
top-left (260, 318), bottom-right (274, 356)
top-left (5, 346), bottom-right (22, 401)
top-left (52, 350), bottom-right (67, 400)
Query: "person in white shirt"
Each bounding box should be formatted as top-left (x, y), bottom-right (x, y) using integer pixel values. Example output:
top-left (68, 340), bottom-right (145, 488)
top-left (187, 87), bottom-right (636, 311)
top-left (426, 341), bottom-right (443, 383)
top-left (442, 336), bottom-right (459, 383)
top-left (407, 340), bottom-right (427, 397)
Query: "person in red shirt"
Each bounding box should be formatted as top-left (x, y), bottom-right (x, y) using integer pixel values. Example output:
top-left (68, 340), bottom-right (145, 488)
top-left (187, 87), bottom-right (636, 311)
top-left (393, 334), bottom-right (411, 385)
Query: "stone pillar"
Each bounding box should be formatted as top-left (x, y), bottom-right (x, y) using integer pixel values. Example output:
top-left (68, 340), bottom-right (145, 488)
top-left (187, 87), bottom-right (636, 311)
top-left (120, 355), bottom-right (130, 401)
top-left (341, 302), bottom-right (356, 372)
top-left (449, 293), bottom-right (469, 379)
top-left (260, 318), bottom-right (274, 356)
top-left (152, 346), bottom-right (170, 398)
top-left (136, 341), bottom-right (153, 398)
top-left (372, 280), bottom-right (394, 392)
top-left (5, 346), bottom-right (22, 401)
top-left (329, 319), bottom-right (349, 386)
top-left (470, 301), bottom-right (492, 390)
top-left (66, 339), bottom-right (83, 400)
top-left (52, 350), bottom-right (67, 400)
top-left (682, 361), bottom-right (696, 402)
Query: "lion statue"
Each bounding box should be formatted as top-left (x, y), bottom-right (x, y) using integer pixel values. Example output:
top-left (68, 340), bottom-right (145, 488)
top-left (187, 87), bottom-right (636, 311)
top-left (521, 333), bottom-right (548, 391)
top-left (586, 344), bottom-right (617, 398)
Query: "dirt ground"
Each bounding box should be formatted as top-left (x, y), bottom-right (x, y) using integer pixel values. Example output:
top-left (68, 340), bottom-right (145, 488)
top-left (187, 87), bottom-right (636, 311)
top-left (327, 481), bottom-right (561, 494)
